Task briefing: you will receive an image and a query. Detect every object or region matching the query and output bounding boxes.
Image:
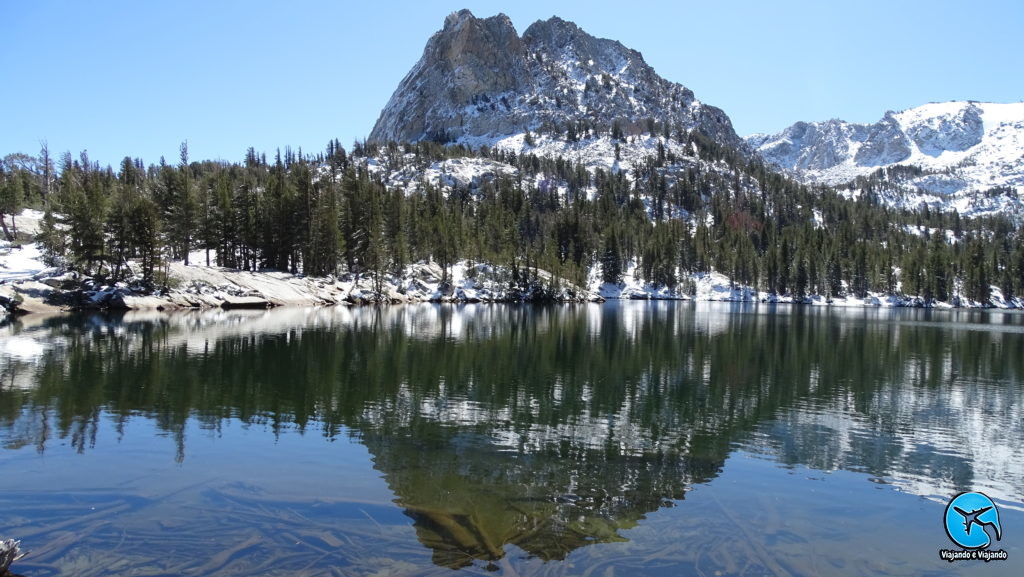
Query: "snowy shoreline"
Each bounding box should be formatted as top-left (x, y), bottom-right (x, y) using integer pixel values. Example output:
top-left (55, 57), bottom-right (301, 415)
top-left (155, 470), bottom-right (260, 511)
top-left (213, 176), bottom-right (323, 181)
top-left (2, 209), bottom-right (1019, 319)
top-left (2, 258), bottom-right (1018, 319)
top-left (0, 259), bottom-right (600, 317)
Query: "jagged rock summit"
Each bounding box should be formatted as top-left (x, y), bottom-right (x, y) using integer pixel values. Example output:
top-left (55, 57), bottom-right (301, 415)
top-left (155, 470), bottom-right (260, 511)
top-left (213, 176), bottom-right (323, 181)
top-left (747, 101), bottom-right (1024, 216)
top-left (369, 10), bottom-right (742, 149)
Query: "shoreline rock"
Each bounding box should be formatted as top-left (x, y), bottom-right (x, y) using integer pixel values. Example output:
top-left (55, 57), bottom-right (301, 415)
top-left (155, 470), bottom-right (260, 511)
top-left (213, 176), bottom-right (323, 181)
top-left (2, 259), bottom-right (1013, 319)
top-left (0, 260), bottom-right (601, 317)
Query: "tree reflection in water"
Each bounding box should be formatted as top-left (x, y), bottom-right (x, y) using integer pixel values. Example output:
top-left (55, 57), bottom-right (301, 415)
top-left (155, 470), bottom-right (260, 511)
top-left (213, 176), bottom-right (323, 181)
top-left (2, 303), bottom-right (1023, 571)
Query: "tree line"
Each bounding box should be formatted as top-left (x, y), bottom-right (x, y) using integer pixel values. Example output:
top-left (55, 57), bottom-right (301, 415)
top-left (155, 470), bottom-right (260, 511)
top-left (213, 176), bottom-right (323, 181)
top-left (2, 133), bottom-right (1022, 305)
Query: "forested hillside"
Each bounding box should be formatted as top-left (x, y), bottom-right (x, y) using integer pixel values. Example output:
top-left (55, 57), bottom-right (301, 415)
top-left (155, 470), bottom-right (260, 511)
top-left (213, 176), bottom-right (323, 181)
top-left (2, 129), bottom-right (1021, 306)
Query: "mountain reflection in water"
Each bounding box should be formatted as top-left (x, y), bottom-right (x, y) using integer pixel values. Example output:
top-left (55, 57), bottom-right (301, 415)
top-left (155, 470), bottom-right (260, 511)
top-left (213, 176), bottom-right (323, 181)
top-left (1, 303), bottom-right (1022, 573)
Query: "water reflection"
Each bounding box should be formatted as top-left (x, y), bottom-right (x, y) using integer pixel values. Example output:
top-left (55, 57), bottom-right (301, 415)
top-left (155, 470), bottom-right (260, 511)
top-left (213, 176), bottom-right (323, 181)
top-left (2, 303), bottom-right (1023, 570)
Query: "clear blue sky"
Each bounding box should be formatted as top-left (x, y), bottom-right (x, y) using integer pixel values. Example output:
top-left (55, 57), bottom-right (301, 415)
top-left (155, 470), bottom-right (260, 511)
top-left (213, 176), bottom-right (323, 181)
top-left (2, 0), bottom-right (1021, 168)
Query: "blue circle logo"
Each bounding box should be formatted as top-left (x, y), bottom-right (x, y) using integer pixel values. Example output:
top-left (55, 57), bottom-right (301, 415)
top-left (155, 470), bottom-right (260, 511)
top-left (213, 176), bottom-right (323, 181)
top-left (944, 492), bottom-right (1002, 550)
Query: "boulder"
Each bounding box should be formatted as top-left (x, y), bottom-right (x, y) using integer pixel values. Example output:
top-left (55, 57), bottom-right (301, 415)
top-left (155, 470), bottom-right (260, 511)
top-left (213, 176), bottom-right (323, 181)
top-left (0, 281), bottom-right (64, 314)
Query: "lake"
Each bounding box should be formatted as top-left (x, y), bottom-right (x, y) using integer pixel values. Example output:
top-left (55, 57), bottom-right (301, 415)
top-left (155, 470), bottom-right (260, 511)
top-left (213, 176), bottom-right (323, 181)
top-left (1, 302), bottom-right (1022, 576)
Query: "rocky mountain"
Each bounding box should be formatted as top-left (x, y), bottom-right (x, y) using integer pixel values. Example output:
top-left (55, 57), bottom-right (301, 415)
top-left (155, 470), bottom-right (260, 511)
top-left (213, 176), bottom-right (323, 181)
top-left (369, 10), bottom-right (742, 151)
top-left (367, 10), bottom-right (1024, 222)
top-left (747, 102), bottom-right (1024, 217)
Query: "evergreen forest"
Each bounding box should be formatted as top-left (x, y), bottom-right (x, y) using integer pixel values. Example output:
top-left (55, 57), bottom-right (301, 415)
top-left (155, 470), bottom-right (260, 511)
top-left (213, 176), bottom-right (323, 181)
top-left (2, 131), bottom-right (1021, 305)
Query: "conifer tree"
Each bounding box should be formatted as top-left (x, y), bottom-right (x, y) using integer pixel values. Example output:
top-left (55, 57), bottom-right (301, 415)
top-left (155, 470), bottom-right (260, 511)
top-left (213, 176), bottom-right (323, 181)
top-left (0, 167), bottom-right (18, 241)
top-left (177, 142), bottom-right (197, 265)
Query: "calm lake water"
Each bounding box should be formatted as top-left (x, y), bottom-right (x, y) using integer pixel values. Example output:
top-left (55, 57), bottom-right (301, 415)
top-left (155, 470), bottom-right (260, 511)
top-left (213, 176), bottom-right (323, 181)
top-left (1, 302), bottom-right (1022, 576)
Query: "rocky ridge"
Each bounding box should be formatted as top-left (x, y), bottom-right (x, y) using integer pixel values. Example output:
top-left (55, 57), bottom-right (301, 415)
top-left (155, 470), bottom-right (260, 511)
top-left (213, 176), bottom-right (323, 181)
top-left (369, 10), bottom-right (742, 151)
top-left (747, 101), bottom-right (1024, 217)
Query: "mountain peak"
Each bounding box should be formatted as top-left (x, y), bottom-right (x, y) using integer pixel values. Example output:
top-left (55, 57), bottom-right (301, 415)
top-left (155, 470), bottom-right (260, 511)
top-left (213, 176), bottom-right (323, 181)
top-left (442, 9), bottom-right (515, 35)
top-left (522, 15), bottom-right (582, 42)
top-left (368, 11), bottom-right (743, 150)
top-left (747, 101), bottom-right (1024, 216)
top-left (443, 9), bottom-right (474, 29)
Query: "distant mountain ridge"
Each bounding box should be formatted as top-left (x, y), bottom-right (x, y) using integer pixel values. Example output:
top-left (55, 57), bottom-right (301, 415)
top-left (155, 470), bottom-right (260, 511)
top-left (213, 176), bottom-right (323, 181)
top-left (747, 101), bottom-right (1024, 216)
top-left (368, 10), bottom-right (1024, 219)
top-left (369, 10), bottom-right (743, 150)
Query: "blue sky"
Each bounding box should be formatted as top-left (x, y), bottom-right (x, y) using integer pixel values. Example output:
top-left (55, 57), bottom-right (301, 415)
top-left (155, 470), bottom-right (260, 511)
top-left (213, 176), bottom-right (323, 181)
top-left (2, 0), bottom-right (1021, 168)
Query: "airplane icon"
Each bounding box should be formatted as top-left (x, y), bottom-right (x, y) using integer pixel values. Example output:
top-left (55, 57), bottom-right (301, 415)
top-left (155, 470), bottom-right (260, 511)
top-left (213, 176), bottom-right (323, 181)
top-left (953, 505), bottom-right (1002, 540)
top-left (945, 491), bottom-right (1003, 549)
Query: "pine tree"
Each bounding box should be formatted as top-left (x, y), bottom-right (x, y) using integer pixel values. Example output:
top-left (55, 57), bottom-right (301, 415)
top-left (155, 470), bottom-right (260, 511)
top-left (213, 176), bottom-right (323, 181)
top-left (964, 237), bottom-right (991, 305)
top-left (130, 197), bottom-right (162, 284)
top-left (106, 157), bottom-right (138, 280)
top-left (60, 152), bottom-right (110, 276)
top-left (38, 205), bottom-right (65, 266)
top-left (524, 129), bottom-right (535, 147)
top-left (600, 227), bottom-right (623, 284)
top-left (178, 142), bottom-right (197, 265)
top-left (611, 119), bottom-right (623, 141)
top-left (927, 234), bottom-right (950, 302)
top-left (39, 141), bottom-right (54, 201)
top-left (0, 166), bottom-right (23, 241)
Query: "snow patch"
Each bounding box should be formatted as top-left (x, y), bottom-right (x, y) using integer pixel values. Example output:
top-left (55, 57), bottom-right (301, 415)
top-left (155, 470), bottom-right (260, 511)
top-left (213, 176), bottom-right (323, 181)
top-left (0, 242), bottom-right (48, 282)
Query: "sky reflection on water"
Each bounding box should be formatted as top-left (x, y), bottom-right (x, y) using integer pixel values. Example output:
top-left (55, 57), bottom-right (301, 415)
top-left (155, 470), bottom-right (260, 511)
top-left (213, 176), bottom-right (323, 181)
top-left (1, 303), bottom-right (1021, 575)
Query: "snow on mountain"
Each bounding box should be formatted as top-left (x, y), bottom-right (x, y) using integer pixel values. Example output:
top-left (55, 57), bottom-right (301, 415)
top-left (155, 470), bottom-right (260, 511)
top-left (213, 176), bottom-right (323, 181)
top-left (366, 156), bottom-right (518, 194)
top-left (361, 129), bottom-right (751, 227)
top-left (463, 130), bottom-right (704, 173)
top-left (747, 101), bottom-right (1024, 217)
top-left (745, 377), bottom-right (1024, 508)
top-left (371, 10), bottom-right (1023, 220)
top-left (369, 10), bottom-right (744, 151)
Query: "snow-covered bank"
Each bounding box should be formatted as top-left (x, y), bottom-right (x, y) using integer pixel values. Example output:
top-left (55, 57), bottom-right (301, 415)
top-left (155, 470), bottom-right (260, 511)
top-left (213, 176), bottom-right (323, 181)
top-left (3, 254), bottom-right (1021, 318)
top-left (0, 259), bottom-right (598, 317)
top-left (3, 209), bottom-right (1021, 318)
top-left (586, 262), bottom-right (1024, 309)
top-left (0, 208), bottom-right (595, 316)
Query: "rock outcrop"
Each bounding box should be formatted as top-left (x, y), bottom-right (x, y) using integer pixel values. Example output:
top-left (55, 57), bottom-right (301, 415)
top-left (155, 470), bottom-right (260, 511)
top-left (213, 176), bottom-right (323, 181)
top-left (369, 10), bottom-right (743, 150)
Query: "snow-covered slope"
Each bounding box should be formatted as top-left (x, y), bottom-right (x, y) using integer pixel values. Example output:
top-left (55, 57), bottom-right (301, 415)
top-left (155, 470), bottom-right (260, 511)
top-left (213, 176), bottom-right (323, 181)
top-left (748, 102), bottom-right (1024, 216)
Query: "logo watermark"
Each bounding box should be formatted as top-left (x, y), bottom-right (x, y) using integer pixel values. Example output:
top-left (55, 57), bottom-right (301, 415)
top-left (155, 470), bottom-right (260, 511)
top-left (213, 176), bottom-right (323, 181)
top-left (939, 491), bottom-right (1008, 563)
